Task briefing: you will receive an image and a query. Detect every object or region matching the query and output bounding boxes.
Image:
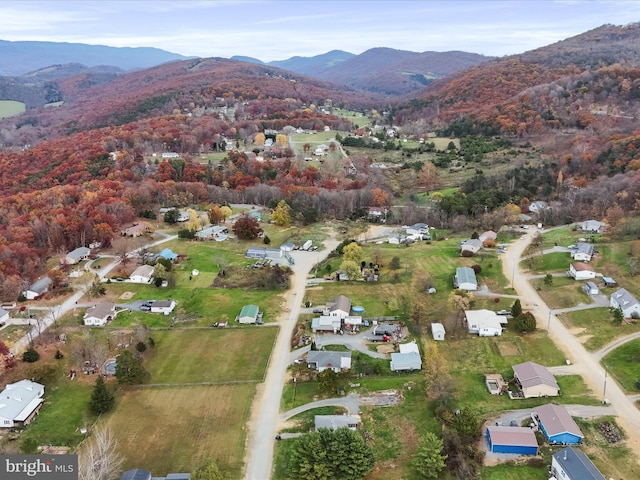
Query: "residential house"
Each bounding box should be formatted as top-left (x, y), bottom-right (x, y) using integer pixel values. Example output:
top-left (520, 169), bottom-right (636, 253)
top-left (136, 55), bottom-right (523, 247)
top-left (528, 200), bottom-right (549, 213)
top-left (23, 277), bottom-right (53, 300)
top-left (465, 310), bottom-right (505, 337)
top-left (0, 380), bottom-right (45, 428)
top-left (532, 404), bottom-right (584, 445)
top-left (390, 341), bottom-right (422, 371)
top-left (65, 247), bottom-right (90, 265)
top-left (550, 446), bottom-right (604, 480)
top-left (583, 282), bottom-right (599, 295)
top-left (129, 265), bottom-right (154, 284)
top-left (238, 304), bottom-right (259, 324)
top-left (195, 225), bottom-right (229, 241)
top-left (0, 308), bottom-right (9, 325)
top-left (150, 300), bottom-right (176, 315)
top-left (571, 242), bottom-right (594, 262)
top-left (156, 248), bottom-right (178, 261)
top-left (454, 267), bottom-right (478, 291)
top-left (485, 426), bottom-right (538, 455)
top-left (460, 239), bottom-right (483, 254)
top-left (307, 351), bottom-right (351, 373)
top-left (120, 469), bottom-right (190, 480)
top-left (431, 323), bottom-right (445, 341)
top-left (326, 295), bottom-right (352, 319)
top-left (311, 316), bottom-right (342, 333)
top-left (569, 262), bottom-right (596, 280)
top-left (121, 223), bottom-right (149, 237)
top-left (246, 247), bottom-right (283, 260)
top-left (315, 415), bottom-right (359, 431)
top-left (161, 152), bottom-right (181, 159)
top-left (479, 230), bottom-right (497, 243)
top-left (609, 288), bottom-right (640, 318)
top-left (512, 361), bottom-right (560, 398)
top-left (83, 303), bottom-right (116, 326)
top-left (579, 220), bottom-right (606, 233)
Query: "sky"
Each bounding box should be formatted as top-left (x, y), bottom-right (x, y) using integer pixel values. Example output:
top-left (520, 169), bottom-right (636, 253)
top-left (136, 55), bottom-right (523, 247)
top-left (2, 1), bottom-right (640, 62)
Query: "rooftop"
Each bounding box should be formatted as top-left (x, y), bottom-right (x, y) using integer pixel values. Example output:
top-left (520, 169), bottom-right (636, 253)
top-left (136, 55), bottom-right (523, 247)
top-left (534, 404), bottom-right (583, 439)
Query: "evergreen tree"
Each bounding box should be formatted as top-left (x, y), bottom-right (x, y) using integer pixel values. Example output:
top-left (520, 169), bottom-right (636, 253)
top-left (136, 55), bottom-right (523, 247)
top-left (413, 432), bottom-right (447, 479)
top-left (511, 299), bottom-right (522, 318)
top-left (89, 376), bottom-right (115, 415)
top-left (115, 350), bottom-right (149, 385)
top-left (192, 458), bottom-right (225, 480)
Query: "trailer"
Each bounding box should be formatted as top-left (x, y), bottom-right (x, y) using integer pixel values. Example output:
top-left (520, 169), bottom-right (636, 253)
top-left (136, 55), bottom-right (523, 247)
top-left (302, 240), bottom-right (313, 251)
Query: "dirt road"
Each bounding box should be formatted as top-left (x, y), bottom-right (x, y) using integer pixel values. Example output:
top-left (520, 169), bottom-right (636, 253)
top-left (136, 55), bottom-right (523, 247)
top-left (502, 230), bottom-right (640, 457)
top-left (244, 234), bottom-right (340, 480)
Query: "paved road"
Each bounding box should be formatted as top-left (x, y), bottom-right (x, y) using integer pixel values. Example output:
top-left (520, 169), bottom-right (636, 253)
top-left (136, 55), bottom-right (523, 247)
top-left (280, 394), bottom-right (360, 421)
top-left (594, 331), bottom-right (640, 361)
top-left (244, 234), bottom-right (340, 480)
top-left (501, 230), bottom-right (640, 458)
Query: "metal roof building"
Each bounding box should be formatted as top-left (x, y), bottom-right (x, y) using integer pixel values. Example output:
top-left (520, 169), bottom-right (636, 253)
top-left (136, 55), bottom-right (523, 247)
top-left (486, 426), bottom-right (538, 455)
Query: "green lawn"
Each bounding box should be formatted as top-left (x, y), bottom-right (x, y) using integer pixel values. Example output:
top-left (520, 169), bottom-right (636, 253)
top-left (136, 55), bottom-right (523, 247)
top-left (560, 308), bottom-right (640, 351)
top-left (524, 251), bottom-right (570, 273)
top-left (480, 463), bottom-right (547, 480)
top-left (601, 339), bottom-right (640, 392)
top-left (146, 328), bottom-right (277, 383)
top-left (533, 276), bottom-right (593, 309)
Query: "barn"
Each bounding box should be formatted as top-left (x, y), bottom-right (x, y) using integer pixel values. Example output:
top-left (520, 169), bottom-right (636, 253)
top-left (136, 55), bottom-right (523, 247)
top-left (486, 426), bottom-right (538, 455)
top-left (238, 305), bottom-right (259, 324)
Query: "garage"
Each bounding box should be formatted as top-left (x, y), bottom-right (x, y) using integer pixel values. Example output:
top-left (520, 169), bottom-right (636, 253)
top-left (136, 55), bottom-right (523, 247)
top-left (486, 426), bottom-right (538, 455)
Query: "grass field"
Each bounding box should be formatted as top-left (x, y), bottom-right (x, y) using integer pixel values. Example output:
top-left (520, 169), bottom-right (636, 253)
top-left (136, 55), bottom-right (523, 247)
top-left (533, 276), bottom-right (593, 309)
top-left (0, 100), bottom-right (26, 118)
top-left (106, 384), bottom-right (253, 477)
top-left (601, 339), bottom-right (640, 392)
top-left (146, 328), bottom-right (277, 383)
top-left (560, 308), bottom-right (640, 351)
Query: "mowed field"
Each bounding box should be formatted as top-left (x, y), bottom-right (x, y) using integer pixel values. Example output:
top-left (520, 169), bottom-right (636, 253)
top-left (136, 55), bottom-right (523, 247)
top-left (105, 327), bottom-right (278, 478)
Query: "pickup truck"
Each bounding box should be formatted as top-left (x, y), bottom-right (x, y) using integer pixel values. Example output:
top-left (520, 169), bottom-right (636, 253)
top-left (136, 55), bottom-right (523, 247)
top-left (369, 334), bottom-right (391, 343)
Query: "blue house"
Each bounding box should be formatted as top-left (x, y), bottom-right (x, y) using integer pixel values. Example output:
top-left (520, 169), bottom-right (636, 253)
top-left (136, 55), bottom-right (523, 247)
top-left (486, 426), bottom-right (538, 455)
top-left (533, 404), bottom-right (583, 445)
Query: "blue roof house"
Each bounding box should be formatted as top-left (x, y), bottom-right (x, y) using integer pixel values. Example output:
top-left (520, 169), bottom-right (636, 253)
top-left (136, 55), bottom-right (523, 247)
top-left (157, 248), bottom-right (178, 261)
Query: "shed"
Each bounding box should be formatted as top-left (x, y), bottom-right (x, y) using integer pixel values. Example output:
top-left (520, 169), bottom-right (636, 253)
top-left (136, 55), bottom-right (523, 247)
top-left (431, 323), bottom-right (445, 341)
top-left (513, 361), bottom-right (560, 398)
top-left (454, 267), bottom-right (477, 291)
top-left (602, 277), bottom-right (616, 287)
top-left (551, 446), bottom-right (604, 480)
top-left (583, 282), bottom-right (599, 295)
top-left (532, 404), bottom-right (583, 445)
top-left (486, 426), bottom-right (538, 455)
top-left (238, 304), bottom-right (259, 324)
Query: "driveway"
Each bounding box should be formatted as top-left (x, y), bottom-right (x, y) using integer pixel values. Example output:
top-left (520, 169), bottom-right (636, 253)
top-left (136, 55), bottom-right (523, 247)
top-left (280, 394), bottom-right (360, 421)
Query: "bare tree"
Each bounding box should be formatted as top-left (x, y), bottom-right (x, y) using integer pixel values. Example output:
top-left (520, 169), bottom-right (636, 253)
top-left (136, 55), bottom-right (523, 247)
top-left (78, 426), bottom-right (123, 480)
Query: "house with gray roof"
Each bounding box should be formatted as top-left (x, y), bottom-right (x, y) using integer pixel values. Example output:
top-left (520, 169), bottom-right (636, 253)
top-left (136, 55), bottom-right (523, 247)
top-left (315, 415), bottom-right (359, 431)
top-left (65, 246), bottom-right (90, 265)
top-left (23, 277), bottom-right (53, 300)
top-left (195, 225), bottom-right (228, 241)
top-left (0, 379), bottom-right (45, 428)
top-left (0, 308), bottom-right (9, 325)
top-left (326, 295), bottom-right (352, 319)
top-left (533, 404), bottom-right (583, 445)
top-left (513, 361), bottom-right (560, 398)
top-left (579, 219), bottom-right (606, 233)
top-left (609, 287), bottom-right (640, 318)
top-left (571, 242), bottom-right (594, 262)
top-left (551, 446), bottom-right (604, 480)
top-left (454, 267), bottom-right (477, 291)
top-left (129, 264), bottom-right (154, 284)
top-left (390, 341), bottom-right (422, 372)
top-left (307, 351), bottom-right (351, 373)
top-left (83, 303), bottom-right (117, 327)
top-left (460, 239), bottom-right (483, 254)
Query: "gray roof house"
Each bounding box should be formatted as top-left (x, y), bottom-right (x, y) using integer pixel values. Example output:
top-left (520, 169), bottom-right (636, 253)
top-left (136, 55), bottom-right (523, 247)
top-left (571, 242), bottom-right (594, 262)
top-left (431, 322), bottom-right (445, 341)
top-left (390, 341), bottom-right (422, 372)
top-left (579, 220), bottom-right (606, 233)
top-left (307, 351), bottom-right (352, 373)
top-left (513, 361), bottom-right (560, 398)
top-left (0, 308), bottom-right (9, 324)
top-left (609, 287), bottom-right (640, 318)
top-left (454, 267), bottom-right (477, 291)
top-left (551, 446), bottom-right (604, 480)
top-left (65, 246), bottom-right (91, 264)
top-left (460, 239), bottom-right (483, 254)
top-left (83, 303), bottom-right (117, 327)
top-left (0, 379), bottom-right (45, 428)
top-left (23, 276), bottom-right (53, 300)
top-left (326, 295), bottom-right (352, 319)
top-left (315, 415), bottom-right (359, 431)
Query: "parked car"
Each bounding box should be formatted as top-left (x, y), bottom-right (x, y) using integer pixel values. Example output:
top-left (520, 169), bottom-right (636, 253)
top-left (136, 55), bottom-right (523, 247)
top-left (140, 305), bottom-right (151, 311)
top-left (497, 310), bottom-right (511, 315)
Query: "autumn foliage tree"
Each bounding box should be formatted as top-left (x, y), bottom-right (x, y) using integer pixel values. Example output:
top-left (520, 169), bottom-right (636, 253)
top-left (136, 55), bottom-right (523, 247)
top-left (232, 215), bottom-right (262, 240)
top-left (272, 200), bottom-right (292, 227)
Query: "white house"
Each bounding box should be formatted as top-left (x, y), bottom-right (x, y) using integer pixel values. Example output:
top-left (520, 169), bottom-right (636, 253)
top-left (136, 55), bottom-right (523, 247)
top-left (431, 323), bottom-right (445, 341)
top-left (454, 267), bottom-right (477, 291)
top-left (326, 295), bottom-right (352, 319)
top-left (569, 262), bottom-right (596, 280)
top-left (465, 310), bottom-right (503, 337)
top-left (579, 220), bottom-right (606, 233)
top-left (610, 288), bottom-right (640, 318)
top-left (65, 247), bottom-right (90, 265)
top-left (129, 265), bottom-right (154, 284)
top-left (311, 316), bottom-right (342, 333)
top-left (551, 446), bottom-right (604, 480)
top-left (195, 225), bottom-right (228, 241)
top-left (390, 341), bottom-right (422, 372)
top-left (307, 351), bottom-right (351, 373)
top-left (460, 239), bottom-right (483, 254)
top-left (571, 242), bottom-right (594, 262)
top-left (315, 415), bottom-right (359, 431)
top-left (528, 201), bottom-right (549, 213)
top-left (23, 277), bottom-right (53, 300)
top-left (583, 282), bottom-right (599, 295)
top-left (513, 361), bottom-right (560, 398)
top-left (151, 300), bottom-right (176, 315)
top-left (83, 303), bottom-right (116, 326)
top-left (0, 380), bottom-right (45, 428)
